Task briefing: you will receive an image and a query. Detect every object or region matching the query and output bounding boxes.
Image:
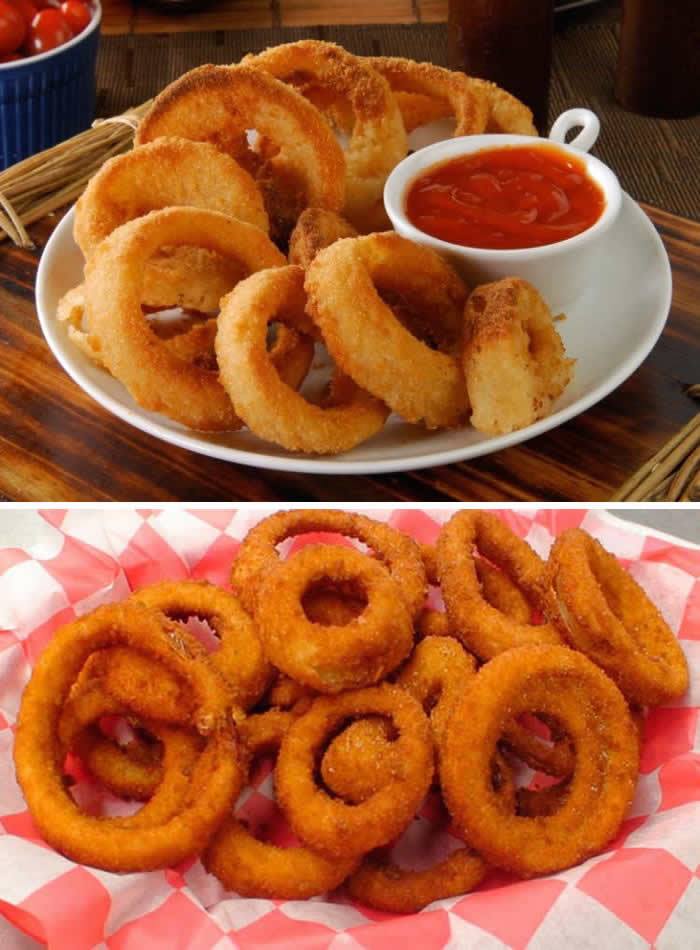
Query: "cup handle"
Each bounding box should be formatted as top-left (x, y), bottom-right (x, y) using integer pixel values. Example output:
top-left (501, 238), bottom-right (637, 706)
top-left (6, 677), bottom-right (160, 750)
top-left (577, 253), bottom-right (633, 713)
top-left (548, 108), bottom-right (601, 153)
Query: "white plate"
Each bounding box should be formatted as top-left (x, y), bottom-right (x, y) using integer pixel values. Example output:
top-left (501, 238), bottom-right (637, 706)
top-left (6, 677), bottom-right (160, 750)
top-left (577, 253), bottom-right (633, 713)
top-left (35, 191), bottom-right (671, 476)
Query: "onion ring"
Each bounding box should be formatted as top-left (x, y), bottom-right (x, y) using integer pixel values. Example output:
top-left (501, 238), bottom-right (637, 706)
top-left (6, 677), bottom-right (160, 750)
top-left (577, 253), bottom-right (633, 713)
top-left (131, 580), bottom-right (272, 710)
top-left (74, 137), bottom-right (269, 313)
top-left (276, 684), bottom-right (433, 858)
top-left (243, 41), bottom-right (407, 233)
top-left (83, 206), bottom-right (290, 430)
top-left (232, 508), bottom-right (427, 619)
top-left (437, 510), bottom-right (562, 659)
top-left (136, 64), bottom-right (346, 244)
top-left (254, 544), bottom-right (414, 693)
top-left (347, 845), bottom-right (486, 914)
top-left (14, 603), bottom-right (242, 871)
top-left (473, 79), bottom-right (538, 135)
top-left (464, 278), bottom-right (574, 435)
top-left (301, 579), bottom-right (368, 626)
top-left (215, 265), bottom-right (387, 454)
top-left (368, 57), bottom-right (489, 137)
top-left (288, 207), bottom-right (358, 270)
top-left (546, 529), bottom-right (690, 706)
top-left (441, 644), bottom-right (640, 876)
top-left (204, 709), bottom-right (357, 898)
top-left (58, 677), bottom-right (202, 816)
top-left (306, 232), bottom-right (469, 428)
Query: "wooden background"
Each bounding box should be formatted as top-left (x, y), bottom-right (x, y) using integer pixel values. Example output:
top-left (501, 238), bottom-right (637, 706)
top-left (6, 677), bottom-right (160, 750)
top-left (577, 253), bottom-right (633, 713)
top-left (101, 1), bottom-right (450, 34)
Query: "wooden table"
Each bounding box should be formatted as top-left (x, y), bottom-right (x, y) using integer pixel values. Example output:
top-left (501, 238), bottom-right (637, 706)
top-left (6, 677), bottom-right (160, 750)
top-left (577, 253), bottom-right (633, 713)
top-left (0, 204), bottom-right (697, 502)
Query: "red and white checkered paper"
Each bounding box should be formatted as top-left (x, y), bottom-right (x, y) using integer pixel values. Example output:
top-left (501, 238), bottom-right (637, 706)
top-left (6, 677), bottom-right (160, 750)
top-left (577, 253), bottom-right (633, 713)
top-left (0, 507), bottom-right (698, 950)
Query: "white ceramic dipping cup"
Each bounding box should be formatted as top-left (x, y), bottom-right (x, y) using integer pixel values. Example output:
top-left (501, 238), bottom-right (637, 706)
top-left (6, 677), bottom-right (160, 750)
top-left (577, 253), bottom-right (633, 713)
top-left (384, 108), bottom-right (622, 313)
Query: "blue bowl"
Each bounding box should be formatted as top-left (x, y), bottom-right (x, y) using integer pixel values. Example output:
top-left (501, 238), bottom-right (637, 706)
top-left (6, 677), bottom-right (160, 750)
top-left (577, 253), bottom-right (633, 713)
top-left (0, 2), bottom-right (101, 170)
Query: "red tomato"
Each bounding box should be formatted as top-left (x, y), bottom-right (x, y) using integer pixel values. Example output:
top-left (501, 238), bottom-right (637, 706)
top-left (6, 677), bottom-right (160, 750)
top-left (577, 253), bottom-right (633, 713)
top-left (13, 0), bottom-right (38, 26)
top-left (60, 0), bottom-right (90, 34)
top-left (25, 7), bottom-right (72, 55)
top-left (0, 0), bottom-right (26, 55)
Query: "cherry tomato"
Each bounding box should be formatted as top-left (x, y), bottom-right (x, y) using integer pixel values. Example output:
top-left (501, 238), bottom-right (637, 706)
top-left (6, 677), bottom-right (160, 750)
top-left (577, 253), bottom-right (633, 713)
top-left (13, 0), bottom-right (38, 27)
top-left (25, 7), bottom-right (72, 55)
top-left (60, 0), bottom-right (90, 34)
top-left (0, 0), bottom-right (26, 56)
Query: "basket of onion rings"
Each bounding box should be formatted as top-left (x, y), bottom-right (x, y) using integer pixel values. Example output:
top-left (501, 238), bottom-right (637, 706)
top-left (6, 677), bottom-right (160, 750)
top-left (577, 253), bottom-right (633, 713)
top-left (1, 506), bottom-right (698, 946)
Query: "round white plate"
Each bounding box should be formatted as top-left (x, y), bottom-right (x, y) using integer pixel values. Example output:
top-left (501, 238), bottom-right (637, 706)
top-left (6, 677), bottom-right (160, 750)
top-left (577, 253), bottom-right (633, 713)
top-left (35, 192), bottom-right (670, 476)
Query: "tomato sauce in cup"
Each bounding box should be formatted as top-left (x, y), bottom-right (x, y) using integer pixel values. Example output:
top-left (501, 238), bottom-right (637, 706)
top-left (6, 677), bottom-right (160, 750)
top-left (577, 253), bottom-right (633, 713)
top-left (405, 145), bottom-right (606, 251)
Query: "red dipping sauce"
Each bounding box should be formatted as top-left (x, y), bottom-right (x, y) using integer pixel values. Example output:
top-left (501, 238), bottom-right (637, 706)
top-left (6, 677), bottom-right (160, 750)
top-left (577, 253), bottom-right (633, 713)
top-left (405, 145), bottom-right (606, 251)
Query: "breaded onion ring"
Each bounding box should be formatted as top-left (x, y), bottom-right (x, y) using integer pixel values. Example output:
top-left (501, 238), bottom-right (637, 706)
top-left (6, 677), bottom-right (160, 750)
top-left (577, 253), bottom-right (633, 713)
top-left (473, 79), bottom-right (538, 135)
top-left (288, 207), bottom-right (358, 270)
top-left (13, 603), bottom-right (242, 871)
top-left (255, 545), bottom-right (414, 693)
top-left (58, 677), bottom-right (201, 813)
top-left (266, 674), bottom-right (317, 711)
top-left (301, 579), bottom-right (368, 626)
top-left (501, 717), bottom-right (574, 779)
top-left (464, 278), bottom-right (574, 435)
top-left (216, 265), bottom-right (387, 454)
top-left (74, 137), bottom-right (269, 313)
top-left (131, 580), bottom-right (272, 710)
top-left (441, 645), bottom-right (640, 876)
top-left (276, 685), bottom-right (433, 858)
top-left (416, 543), bottom-right (532, 639)
top-left (347, 845), bottom-right (486, 914)
top-left (244, 41), bottom-right (407, 233)
top-left (306, 232), bottom-right (469, 428)
top-left (546, 529), bottom-right (690, 706)
top-left (436, 510), bottom-right (562, 659)
top-left (320, 716), bottom-right (396, 804)
top-left (136, 64), bottom-right (346, 243)
top-left (204, 710), bottom-right (357, 898)
top-left (232, 508), bottom-right (427, 619)
top-left (321, 636), bottom-right (475, 804)
top-left (83, 207), bottom-right (290, 431)
top-left (58, 286), bottom-right (223, 373)
top-left (368, 57), bottom-right (489, 137)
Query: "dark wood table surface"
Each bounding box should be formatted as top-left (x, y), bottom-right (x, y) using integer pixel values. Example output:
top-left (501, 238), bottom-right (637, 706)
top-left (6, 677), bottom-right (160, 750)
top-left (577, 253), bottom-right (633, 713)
top-left (0, 204), bottom-right (698, 502)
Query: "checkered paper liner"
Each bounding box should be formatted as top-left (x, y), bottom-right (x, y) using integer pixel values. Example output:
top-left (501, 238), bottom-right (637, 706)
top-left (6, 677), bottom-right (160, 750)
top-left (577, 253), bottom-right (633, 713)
top-left (0, 507), bottom-right (698, 950)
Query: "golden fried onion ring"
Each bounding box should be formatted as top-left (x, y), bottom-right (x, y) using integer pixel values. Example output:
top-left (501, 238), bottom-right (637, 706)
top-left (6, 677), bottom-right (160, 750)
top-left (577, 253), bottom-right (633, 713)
top-left (306, 232), bottom-right (469, 428)
top-left (215, 265), bottom-right (387, 454)
top-left (254, 544), bottom-right (414, 693)
top-left (437, 510), bottom-right (563, 659)
top-left (288, 207), bottom-right (358, 270)
top-left (82, 207), bottom-right (291, 431)
top-left (244, 41), bottom-right (407, 233)
top-left (464, 278), bottom-right (574, 435)
top-left (136, 64), bottom-right (346, 242)
top-left (546, 528), bottom-right (690, 706)
top-left (441, 645), bottom-right (640, 876)
top-left (13, 603), bottom-right (242, 872)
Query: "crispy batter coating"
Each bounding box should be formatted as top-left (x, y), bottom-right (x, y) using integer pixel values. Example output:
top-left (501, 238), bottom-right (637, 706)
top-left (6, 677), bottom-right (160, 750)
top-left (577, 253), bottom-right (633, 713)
top-left (288, 207), bottom-right (358, 269)
top-left (204, 710), bottom-right (357, 899)
top-left (244, 41), bottom-right (407, 233)
top-left (131, 580), bottom-right (273, 710)
top-left (442, 645), bottom-right (640, 876)
top-left (546, 529), bottom-right (690, 706)
top-left (232, 508), bottom-right (427, 619)
top-left (464, 278), bottom-right (575, 435)
top-left (436, 510), bottom-right (562, 659)
top-left (276, 685), bottom-right (434, 859)
top-left (255, 545), bottom-right (414, 693)
top-left (13, 603), bottom-right (241, 872)
top-left (136, 64), bottom-right (346, 244)
top-left (216, 265), bottom-right (386, 454)
top-left (306, 232), bottom-right (470, 428)
top-left (83, 207), bottom-right (290, 431)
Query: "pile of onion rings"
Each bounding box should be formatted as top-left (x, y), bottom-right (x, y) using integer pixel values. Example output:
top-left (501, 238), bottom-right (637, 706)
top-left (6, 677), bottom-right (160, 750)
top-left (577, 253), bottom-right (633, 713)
top-left (14, 507), bottom-right (687, 910)
top-left (56, 41), bottom-right (573, 455)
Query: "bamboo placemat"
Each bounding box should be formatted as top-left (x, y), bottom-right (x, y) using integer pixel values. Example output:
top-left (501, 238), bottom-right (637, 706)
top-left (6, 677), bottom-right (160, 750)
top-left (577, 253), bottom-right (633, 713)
top-left (88, 20), bottom-right (700, 219)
